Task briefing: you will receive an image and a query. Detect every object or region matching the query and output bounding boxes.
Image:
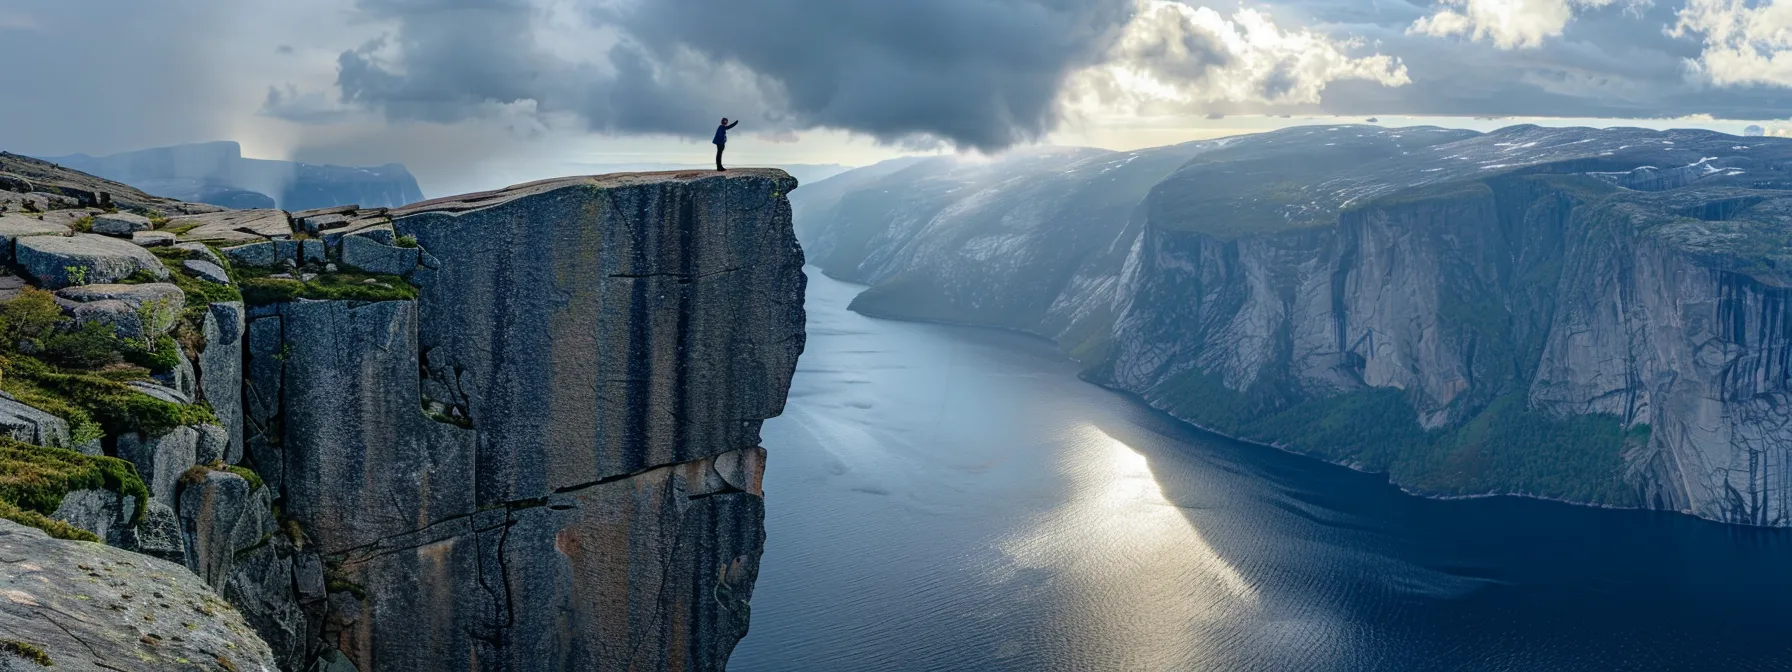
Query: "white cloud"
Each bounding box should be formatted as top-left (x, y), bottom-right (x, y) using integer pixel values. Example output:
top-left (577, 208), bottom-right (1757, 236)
top-left (1409, 0), bottom-right (1631, 49)
top-left (1064, 0), bottom-right (1409, 117)
top-left (1673, 0), bottom-right (1792, 86)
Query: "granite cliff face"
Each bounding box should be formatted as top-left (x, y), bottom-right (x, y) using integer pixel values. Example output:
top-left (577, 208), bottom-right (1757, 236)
top-left (42, 142), bottom-right (426, 211)
top-left (801, 124), bottom-right (1792, 527)
top-left (0, 161), bottom-right (803, 670)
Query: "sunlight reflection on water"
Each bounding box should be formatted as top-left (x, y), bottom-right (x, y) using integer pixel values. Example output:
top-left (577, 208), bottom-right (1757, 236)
top-left (997, 423), bottom-right (1258, 666)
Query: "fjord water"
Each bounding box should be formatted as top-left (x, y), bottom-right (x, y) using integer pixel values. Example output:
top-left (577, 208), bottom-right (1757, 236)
top-left (730, 270), bottom-right (1792, 672)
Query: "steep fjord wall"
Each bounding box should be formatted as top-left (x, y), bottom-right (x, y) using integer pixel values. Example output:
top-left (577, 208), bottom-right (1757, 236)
top-left (804, 123), bottom-right (1792, 527)
top-left (1091, 134), bottom-right (1792, 525)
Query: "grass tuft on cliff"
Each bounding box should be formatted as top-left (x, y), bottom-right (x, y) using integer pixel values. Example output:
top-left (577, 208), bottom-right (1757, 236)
top-left (0, 437), bottom-right (149, 539)
top-left (237, 266), bottom-right (417, 305)
top-left (180, 460), bottom-right (264, 492)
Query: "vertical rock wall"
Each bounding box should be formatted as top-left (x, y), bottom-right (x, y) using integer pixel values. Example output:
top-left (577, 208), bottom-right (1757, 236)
top-left (254, 169), bottom-right (804, 670)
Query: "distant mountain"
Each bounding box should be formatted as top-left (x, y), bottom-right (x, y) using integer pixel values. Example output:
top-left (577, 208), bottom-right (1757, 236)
top-left (40, 141), bottom-right (425, 210)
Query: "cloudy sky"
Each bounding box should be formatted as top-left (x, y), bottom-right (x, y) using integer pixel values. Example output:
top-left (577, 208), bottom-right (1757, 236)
top-left (4, 0), bottom-right (1792, 196)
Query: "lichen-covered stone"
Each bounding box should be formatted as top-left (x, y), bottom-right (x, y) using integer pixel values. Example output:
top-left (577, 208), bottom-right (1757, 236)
top-left (71, 298), bottom-right (144, 340)
top-left (182, 259), bottom-right (230, 285)
top-left (117, 427), bottom-right (198, 504)
top-left (56, 282), bottom-right (185, 316)
top-left (173, 241), bottom-right (225, 266)
top-left (90, 212), bottom-right (150, 236)
top-left (130, 230), bottom-right (174, 247)
top-left (0, 214), bottom-right (68, 262)
top-left (15, 233), bottom-right (168, 288)
top-left (339, 235), bottom-right (418, 276)
top-left (49, 488), bottom-right (136, 544)
top-left (224, 241), bottom-right (279, 267)
top-left (0, 519), bottom-right (278, 672)
top-left (169, 209), bottom-right (291, 245)
top-left (121, 499), bottom-right (187, 566)
top-left (0, 393), bottom-right (70, 449)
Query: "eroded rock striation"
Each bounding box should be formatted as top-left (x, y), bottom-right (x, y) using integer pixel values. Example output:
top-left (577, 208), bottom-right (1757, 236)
top-left (0, 161), bottom-right (804, 670)
top-left (801, 124), bottom-right (1792, 527)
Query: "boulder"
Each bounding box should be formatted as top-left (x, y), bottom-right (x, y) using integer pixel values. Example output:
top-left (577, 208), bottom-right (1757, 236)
top-left (0, 214), bottom-right (69, 262)
top-left (0, 519), bottom-right (279, 672)
top-left (183, 259), bottom-right (231, 285)
top-left (173, 241), bottom-right (225, 266)
top-left (15, 233), bottom-right (168, 288)
top-left (0, 393), bottom-right (70, 448)
top-left (121, 499), bottom-right (188, 566)
top-left (126, 380), bottom-right (192, 406)
top-left (151, 347), bottom-right (196, 399)
top-left (178, 470), bottom-right (274, 590)
top-left (90, 211), bottom-right (151, 236)
top-left (35, 208), bottom-right (100, 230)
top-left (195, 423), bottom-right (229, 464)
top-left (168, 209), bottom-right (292, 245)
top-left (342, 222), bottom-right (396, 245)
top-left (130, 230), bottom-right (175, 247)
top-left (48, 488), bottom-right (136, 545)
top-left (224, 240), bottom-right (278, 267)
top-left (340, 235), bottom-right (419, 276)
top-left (226, 542), bottom-right (310, 669)
top-left (55, 282), bottom-right (185, 321)
top-left (71, 299), bottom-right (144, 341)
top-left (117, 426), bottom-right (199, 504)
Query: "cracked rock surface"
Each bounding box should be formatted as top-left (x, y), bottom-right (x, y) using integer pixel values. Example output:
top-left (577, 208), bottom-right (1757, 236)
top-left (0, 519), bottom-right (278, 672)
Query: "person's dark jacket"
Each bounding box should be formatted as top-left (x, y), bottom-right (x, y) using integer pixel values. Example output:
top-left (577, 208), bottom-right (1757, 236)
top-left (713, 120), bottom-right (739, 145)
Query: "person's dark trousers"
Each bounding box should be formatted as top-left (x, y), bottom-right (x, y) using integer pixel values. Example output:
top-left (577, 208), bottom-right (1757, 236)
top-left (715, 143), bottom-right (725, 171)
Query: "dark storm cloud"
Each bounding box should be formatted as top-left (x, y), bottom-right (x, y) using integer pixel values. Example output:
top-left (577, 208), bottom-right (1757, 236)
top-left (322, 0), bottom-right (1136, 150)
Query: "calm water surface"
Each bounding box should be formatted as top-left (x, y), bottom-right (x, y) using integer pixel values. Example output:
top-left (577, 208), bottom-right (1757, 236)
top-left (729, 270), bottom-right (1792, 672)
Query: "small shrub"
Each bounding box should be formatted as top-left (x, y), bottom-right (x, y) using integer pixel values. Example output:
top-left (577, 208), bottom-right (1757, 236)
top-left (394, 234), bottom-right (419, 248)
top-left (63, 265), bottom-right (88, 286)
top-left (123, 335), bottom-right (180, 374)
top-left (71, 215), bottom-right (93, 232)
top-left (0, 288), bottom-right (65, 348)
top-left (41, 322), bottom-right (123, 370)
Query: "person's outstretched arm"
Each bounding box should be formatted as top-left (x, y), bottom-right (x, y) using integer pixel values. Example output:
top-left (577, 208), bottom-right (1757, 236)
top-left (726, 120), bottom-right (740, 130)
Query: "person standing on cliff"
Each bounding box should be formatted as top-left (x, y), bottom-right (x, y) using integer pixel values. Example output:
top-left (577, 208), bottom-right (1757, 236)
top-left (714, 117), bottom-right (740, 171)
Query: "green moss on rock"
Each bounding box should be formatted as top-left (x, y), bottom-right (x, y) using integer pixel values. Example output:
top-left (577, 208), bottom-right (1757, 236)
top-left (238, 267), bottom-right (417, 305)
top-left (0, 639), bottom-right (52, 666)
top-left (0, 437), bottom-right (148, 534)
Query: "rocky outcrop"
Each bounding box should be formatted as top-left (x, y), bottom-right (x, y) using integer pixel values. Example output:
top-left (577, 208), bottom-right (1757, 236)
top-left (0, 519), bottom-right (279, 672)
top-left (0, 161), bottom-right (805, 670)
top-left (801, 124), bottom-right (1792, 527)
top-left (281, 168), bottom-right (803, 671)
